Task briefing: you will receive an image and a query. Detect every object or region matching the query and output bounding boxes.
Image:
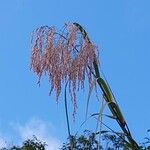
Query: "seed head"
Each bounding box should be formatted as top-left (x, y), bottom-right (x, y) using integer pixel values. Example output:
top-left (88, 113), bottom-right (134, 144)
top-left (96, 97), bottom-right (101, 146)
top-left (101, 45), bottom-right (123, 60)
top-left (31, 23), bottom-right (99, 114)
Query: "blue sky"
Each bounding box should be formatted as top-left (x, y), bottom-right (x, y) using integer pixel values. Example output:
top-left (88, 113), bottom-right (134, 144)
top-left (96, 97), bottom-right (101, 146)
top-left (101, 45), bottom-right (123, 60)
top-left (0, 0), bottom-right (150, 148)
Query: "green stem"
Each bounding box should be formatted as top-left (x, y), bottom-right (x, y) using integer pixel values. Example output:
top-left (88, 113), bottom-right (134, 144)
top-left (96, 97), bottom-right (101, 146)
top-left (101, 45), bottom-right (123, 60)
top-left (73, 22), bottom-right (140, 149)
top-left (93, 60), bottom-right (140, 150)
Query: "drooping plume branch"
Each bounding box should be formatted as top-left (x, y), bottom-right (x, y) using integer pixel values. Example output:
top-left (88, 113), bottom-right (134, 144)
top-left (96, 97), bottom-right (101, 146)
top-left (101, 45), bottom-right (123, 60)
top-left (31, 23), bottom-right (99, 114)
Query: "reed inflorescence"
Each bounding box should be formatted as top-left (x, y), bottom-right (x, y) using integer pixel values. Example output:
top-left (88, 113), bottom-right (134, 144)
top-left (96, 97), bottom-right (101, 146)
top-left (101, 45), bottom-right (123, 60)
top-left (31, 23), bottom-right (99, 114)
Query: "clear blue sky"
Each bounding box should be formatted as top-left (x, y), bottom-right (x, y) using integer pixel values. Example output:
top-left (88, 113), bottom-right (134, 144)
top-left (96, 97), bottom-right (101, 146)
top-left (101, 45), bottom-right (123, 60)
top-left (0, 0), bottom-right (150, 148)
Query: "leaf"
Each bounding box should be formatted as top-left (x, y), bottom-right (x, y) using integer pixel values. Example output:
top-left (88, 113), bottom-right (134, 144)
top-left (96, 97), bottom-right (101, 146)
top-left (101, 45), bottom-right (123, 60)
top-left (85, 78), bottom-right (97, 119)
top-left (96, 130), bottom-right (109, 135)
top-left (91, 113), bottom-right (99, 117)
top-left (108, 102), bottom-right (126, 127)
top-left (73, 23), bottom-right (90, 41)
top-left (97, 77), bottom-right (113, 103)
top-left (95, 98), bottom-right (107, 133)
top-left (103, 114), bottom-right (117, 120)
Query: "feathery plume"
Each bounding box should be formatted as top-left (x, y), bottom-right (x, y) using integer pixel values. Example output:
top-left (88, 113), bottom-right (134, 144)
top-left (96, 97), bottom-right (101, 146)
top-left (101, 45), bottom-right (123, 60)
top-left (31, 23), bottom-right (99, 114)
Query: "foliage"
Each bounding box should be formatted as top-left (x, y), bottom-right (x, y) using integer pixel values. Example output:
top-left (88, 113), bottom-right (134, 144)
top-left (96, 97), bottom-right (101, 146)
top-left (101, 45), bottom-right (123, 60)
top-left (61, 130), bottom-right (126, 150)
top-left (61, 130), bottom-right (100, 150)
top-left (61, 130), bottom-right (150, 150)
top-left (1, 131), bottom-right (150, 149)
top-left (0, 136), bottom-right (46, 150)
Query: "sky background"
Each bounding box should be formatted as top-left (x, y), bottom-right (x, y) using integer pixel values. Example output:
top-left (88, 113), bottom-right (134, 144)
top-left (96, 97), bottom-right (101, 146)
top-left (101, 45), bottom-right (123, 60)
top-left (0, 0), bottom-right (150, 149)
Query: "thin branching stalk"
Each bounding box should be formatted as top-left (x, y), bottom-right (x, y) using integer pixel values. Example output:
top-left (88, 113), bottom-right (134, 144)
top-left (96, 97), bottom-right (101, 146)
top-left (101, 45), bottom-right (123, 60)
top-left (64, 82), bottom-right (71, 137)
top-left (64, 82), bottom-right (73, 150)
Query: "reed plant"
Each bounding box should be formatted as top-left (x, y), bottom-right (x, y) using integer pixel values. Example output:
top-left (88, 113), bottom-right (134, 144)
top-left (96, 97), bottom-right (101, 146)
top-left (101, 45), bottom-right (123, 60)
top-left (31, 23), bottom-right (140, 150)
